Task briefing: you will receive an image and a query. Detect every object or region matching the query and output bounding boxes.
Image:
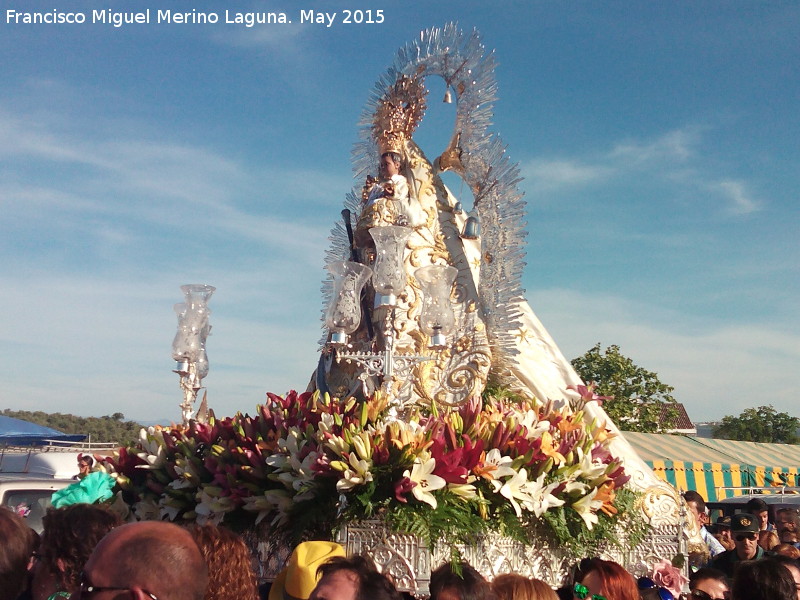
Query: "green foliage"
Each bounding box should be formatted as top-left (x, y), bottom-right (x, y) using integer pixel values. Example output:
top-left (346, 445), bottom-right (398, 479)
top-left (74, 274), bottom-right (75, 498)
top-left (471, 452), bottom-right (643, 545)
top-left (1, 409), bottom-right (143, 445)
top-left (571, 343), bottom-right (678, 433)
top-left (713, 405), bottom-right (799, 444)
top-left (541, 488), bottom-right (647, 556)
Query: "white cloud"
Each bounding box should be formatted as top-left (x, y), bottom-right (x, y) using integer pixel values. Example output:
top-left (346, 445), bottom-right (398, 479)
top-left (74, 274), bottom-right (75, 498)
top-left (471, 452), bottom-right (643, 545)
top-left (521, 159), bottom-right (612, 191)
top-left (520, 126), bottom-right (764, 217)
top-left (610, 128), bottom-right (699, 165)
top-left (714, 180), bottom-right (761, 215)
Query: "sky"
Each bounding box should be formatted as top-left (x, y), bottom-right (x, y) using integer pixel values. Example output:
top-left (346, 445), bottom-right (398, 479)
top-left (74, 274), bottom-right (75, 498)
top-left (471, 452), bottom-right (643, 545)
top-left (1, 1), bottom-right (798, 425)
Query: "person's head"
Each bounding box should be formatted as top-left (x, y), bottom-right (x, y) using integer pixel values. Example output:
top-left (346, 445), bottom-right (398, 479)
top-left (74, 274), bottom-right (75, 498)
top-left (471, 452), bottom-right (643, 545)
top-left (759, 530), bottom-right (780, 551)
top-left (379, 152), bottom-right (402, 178)
top-left (492, 574), bottom-right (557, 600)
top-left (684, 491), bottom-right (709, 528)
top-left (34, 504), bottom-right (122, 599)
top-left (79, 521), bottom-right (208, 600)
top-left (0, 508), bottom-right (37, 600)
top-left (777, 509), bottom-right (800, 543)
top-left (715, 516), bottom-right (733, 545)
top-left (429, 561), bottom-right (494, 600)
top-left (187, 523), bottom-right (258, 600)
top-left (689, 567), bottom-right (729, 600)
top-left (775, 545), bottom-right (800, 559)
top-left (77, 454), bottom-right (94, 477)
top-left (731, 557), bottom-right (796, 600)
top-left (310, 555), bottom-right (401, 600)
top-left (744, 499), bottom-right (770, 531)
top-left (770, 555), bottom-right (800, 600)
top-left (573, 558), bottom-right (639, 600)
top-left (730, 513), bottom-right (760, 560)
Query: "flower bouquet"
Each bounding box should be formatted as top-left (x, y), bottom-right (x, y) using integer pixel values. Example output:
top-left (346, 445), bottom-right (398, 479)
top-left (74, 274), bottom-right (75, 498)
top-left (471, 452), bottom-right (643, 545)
top-left (100, 384), bottom-right (643, 553)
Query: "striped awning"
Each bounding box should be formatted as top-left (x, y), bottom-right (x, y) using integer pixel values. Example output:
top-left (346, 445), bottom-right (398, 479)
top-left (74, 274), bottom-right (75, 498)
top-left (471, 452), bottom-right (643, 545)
top-left (621, 432), bottom-right (800, 501)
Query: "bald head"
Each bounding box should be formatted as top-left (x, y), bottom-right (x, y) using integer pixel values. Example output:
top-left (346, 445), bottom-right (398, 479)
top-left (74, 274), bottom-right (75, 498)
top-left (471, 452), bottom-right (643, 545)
top-left (85, 521), bottom-right (208, 600)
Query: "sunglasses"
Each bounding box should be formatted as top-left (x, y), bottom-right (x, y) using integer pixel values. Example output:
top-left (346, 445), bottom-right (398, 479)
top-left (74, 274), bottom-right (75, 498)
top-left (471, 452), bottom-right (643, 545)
top-left (77, 572), bottom-right (158, 600)
top-left (573, 583), bottom-right (607, 600)
top-left (689, 590), bottom-right (729, 600)
top-left (735, 533), bottom-right (757, 541)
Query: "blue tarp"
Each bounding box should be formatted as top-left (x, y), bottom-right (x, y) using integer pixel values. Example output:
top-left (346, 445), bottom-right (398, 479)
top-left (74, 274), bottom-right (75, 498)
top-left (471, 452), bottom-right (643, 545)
top-left (0, 416), bottom-right (86, 446)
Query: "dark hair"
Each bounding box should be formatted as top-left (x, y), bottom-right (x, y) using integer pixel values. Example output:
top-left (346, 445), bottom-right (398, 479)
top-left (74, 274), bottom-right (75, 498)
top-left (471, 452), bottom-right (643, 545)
top-left (745, 498), bottom-right (769, 513)
top-left (317, 555), bottom-right (402, 600)
top-left (732, 557), bottom-right (796, 600)
top-left (0, 508), bottom-right (36, 600)
top-left (576, 558), bottom-right (639, 600)
top-left (683, 490), bottom-right (707, 513)
top-left (430, 562), bottom-right (495, 600)
top-left (40, 504), bottom-right (122, 591)
top-left (381, 151), bottom-right (402, 163)
top-left (690, 567), bottom-right (729, 590)
top-left (79, 455), bottom-right (94, 467)
top-left (776, 508), bottom-right (800, 526)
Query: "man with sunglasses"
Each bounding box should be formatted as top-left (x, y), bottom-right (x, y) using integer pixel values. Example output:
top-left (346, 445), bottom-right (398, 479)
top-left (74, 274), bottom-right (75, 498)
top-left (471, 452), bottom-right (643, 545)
top-left (75, 521), bottom-right (208, 600)
top-left (710, 513), bottom-right (764, 578)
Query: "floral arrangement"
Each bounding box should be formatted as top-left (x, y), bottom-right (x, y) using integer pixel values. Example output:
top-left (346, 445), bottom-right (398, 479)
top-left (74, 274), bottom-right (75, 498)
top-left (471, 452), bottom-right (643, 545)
top-left (99, 384), bottom-right (642, 551)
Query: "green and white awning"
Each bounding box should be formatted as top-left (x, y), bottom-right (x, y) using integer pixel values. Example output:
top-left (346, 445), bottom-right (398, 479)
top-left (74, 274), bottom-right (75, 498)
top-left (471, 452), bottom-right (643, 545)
top-left (622, 432), bottom-right (800, 501)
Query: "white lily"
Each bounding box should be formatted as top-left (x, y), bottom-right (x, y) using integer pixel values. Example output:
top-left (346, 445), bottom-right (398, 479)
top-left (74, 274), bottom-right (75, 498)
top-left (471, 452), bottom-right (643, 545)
top-left (575, 447), bottom-right (609, 482)
top-left (519, 411), bottom-right (551, 439)
top-left (335, 453), bottom-right (374, 492)
top-left (132, 498), bottom-right (160, 521)
top-left (572, 488), bottom-right (602, 530)
top-left (194, 485), bottom-right (235, 525)
top-left (447, 483), bottom-right (477, 500)
top-left (403, 456), bottom-right (446, 509)
top-left (242, 489), bottom-right (293, 524)
top-left (481, 448), bottom-right (517, 491)
top-left (499, 468), bottom-right (540, 517)
top-left (537, 480), bottom-right (566, 517)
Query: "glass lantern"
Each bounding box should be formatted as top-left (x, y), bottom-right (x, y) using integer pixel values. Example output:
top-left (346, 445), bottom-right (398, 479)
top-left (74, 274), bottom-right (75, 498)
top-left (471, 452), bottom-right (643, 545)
top-left (415, 264), bottom-right (458, 348)
top-left (172, 284), bottom-right (215, 372)
top-left (369, 225), bottom-right (413, 306)
top-left (325, 261), bottom-right (373, 345)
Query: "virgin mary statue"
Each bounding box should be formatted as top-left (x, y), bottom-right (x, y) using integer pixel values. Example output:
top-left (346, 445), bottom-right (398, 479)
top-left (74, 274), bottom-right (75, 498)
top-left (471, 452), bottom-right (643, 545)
top-left (312, 24), bottom-right (681, 513)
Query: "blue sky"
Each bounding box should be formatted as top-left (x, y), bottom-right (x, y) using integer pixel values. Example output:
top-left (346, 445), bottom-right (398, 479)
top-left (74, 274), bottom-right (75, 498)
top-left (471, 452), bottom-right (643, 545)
top-left (1, 1), bottom-right (797, 424)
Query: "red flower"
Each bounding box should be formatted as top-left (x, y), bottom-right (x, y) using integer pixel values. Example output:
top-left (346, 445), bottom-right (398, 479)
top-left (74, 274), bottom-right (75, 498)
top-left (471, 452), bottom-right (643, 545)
top-left (394, 476), bottom-right (416, 503)
top-left (429, 439), bottom-right (469, 484)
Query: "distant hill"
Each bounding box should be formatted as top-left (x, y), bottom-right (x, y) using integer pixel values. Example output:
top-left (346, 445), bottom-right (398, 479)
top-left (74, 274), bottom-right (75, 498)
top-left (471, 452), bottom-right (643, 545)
top-left (1, 409), bottom-right (143, 446)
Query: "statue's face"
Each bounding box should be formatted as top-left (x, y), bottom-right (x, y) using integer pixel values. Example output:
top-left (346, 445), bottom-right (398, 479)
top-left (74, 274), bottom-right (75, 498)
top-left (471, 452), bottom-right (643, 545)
top-left (379, 154), bottom-right (399, 178)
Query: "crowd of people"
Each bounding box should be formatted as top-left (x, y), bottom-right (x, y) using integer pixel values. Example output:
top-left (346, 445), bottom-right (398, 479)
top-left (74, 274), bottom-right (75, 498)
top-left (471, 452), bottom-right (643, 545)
top-left (2, 495), bottom-right (800, 600)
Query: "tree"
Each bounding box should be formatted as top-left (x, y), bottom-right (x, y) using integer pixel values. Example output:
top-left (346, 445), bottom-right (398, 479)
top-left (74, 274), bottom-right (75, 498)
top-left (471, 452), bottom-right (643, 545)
top-left (571, 343), bottom-right (678, 433)
top-left (1, 409), bottom-right (143, 446)
top-left (713, 406), bottom-right (799, 444)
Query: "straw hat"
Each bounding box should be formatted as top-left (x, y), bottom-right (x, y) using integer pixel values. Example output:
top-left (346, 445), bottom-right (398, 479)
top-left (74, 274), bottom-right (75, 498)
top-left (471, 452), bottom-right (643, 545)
top-left (269, 541), bottom-right (346, 600)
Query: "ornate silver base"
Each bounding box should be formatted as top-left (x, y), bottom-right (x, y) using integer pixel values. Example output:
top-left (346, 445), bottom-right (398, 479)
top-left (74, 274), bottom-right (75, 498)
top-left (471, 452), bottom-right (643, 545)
top-left (332, 519), bottom-right (683, 596)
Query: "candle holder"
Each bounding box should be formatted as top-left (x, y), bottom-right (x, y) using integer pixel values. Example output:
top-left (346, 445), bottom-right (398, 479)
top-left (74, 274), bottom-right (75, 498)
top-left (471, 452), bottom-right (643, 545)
top-left (171, 284), bottom-right (215, 425)
top-left (370, 225), bottom-right (413, 307)
top-left (415, 264), bottom-right (458, 349)
top-left (325, 261), bottom-right (373, 345)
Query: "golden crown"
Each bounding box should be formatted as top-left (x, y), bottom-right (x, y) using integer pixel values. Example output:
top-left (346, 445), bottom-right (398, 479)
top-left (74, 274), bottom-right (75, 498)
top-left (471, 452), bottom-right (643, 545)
top-left (372, 75), bottom-right (427, 155)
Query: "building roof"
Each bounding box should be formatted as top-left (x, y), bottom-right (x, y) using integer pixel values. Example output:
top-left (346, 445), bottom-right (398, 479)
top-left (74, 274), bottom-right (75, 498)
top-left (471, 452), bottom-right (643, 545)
top-left (660, 402), bottom-right (695, 432)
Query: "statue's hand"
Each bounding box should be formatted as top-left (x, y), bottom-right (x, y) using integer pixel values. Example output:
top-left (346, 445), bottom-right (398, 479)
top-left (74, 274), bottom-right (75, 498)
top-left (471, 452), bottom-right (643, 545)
top-left (362, 175), bottom-right (378, 201)
top-left (382, 182), bottom-right (395, 197)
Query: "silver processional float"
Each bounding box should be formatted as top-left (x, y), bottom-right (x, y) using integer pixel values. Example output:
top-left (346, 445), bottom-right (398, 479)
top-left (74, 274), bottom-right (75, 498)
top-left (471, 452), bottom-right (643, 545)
top-left (160, 24), bottom-right (697, 593)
